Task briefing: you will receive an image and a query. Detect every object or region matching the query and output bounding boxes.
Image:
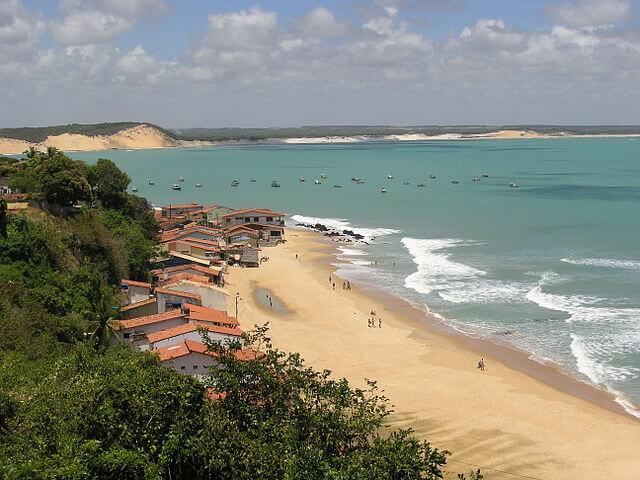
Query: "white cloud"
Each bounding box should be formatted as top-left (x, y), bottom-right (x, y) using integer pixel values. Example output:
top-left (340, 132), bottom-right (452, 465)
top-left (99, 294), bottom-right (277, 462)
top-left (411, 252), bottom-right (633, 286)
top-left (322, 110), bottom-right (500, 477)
top-left (547, 0), bottom-right (632, 28)
top-left (205, 6), bottom-right (277, 51)
top-left (294, 7), bottom-right (351, 38)
top-left (0, 0), bottom-right (45, 62)
top-left (51, 10), bottom-right (133, 45)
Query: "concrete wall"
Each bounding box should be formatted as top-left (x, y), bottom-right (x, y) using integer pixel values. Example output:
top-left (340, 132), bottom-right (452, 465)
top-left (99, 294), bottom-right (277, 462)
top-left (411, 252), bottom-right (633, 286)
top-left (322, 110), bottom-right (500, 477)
top-left (121, 301), bottom-right (158, 319)
top-left (162, 352), bottom-right (220, 379)
top-left (168, 282), bottom-right (228, 311)
top-left (126, 285), bottom-right (151, 305)
top-left (157, 292), bottom-right (201, 313)
top-left (151, 330), bottom-right (240, 349)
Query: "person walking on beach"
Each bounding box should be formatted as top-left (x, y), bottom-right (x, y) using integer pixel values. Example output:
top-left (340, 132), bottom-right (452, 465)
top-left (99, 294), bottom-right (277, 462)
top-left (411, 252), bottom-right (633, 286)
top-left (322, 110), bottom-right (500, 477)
top-left (378, 318), bottom-right (382, 328)
top-left (332, 283), bottom-right (336, 290)
top-left (329, 275), bottom-right (332, 283)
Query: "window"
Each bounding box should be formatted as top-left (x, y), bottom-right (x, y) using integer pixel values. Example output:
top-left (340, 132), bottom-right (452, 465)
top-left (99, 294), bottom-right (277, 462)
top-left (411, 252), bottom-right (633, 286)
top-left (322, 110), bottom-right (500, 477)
top-left (271, 230), bottom-right (282, 237)
top-left (253, 217), bottom-right (259, 222)
top-left (193, 365), bottom-right (198, 369)
top-left (123, 333), bottom-right (130, 339)
top-left (180, 366), bottom-right (185, 370)
top-left (244, 217), bottom-right (250, 222)
top-left (266, 216), bottom-right (273, 222)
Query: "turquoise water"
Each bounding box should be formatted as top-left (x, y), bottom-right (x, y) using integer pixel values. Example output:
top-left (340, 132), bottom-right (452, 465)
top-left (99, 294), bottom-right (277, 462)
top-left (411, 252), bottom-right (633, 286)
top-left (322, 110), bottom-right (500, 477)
top-left (71, 138), bottom-right (640, 415)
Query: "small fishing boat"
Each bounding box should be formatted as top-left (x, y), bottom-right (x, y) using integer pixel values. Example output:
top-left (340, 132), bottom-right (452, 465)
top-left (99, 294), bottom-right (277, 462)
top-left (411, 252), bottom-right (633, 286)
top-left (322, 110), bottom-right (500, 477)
top-left (381, 187), bottom-right (387, 193)
top-left (403, 181), bottom-right (410, 185)
top-left (472, 177), bottom-right (480, 182)
top-left (314, 179), bottom-right (321, 185)
top-left (510, 182), bottom-right (519, 188)
top-left (148, 180), bottom-right (154, 185)
top-left (356, 179), bottom-right (365, 184)
top-left (132, 186), bottom-right (138, 192)
top-left (299, 177), bottom-right (305, 182)
top-left (320, 173), bottom-right (327, 179)
top-left (387, 175), bottom-right (394, 179)
top-left (333, 184), bottom-right (342, 188)
top-left (195, 182), bottom-right (203, 188)
top-left (178, 176), bottom-right (185, 182)
top-left (231, 180), bottom-right (239, 187)
top-left (250, 178), bottom-right (256, 183)
top-left (482, 173), bottom-right (489, 178)
top-left (429, 175), bottom-right (436, 179)
top-left (172, 184), bottom-right (181, 191)
top-left (451, 180), bottom-right (460, 184)
top-left (417, 183), bottom-right (426, 187)
top-left (271, 180), bottom-right (280, 188)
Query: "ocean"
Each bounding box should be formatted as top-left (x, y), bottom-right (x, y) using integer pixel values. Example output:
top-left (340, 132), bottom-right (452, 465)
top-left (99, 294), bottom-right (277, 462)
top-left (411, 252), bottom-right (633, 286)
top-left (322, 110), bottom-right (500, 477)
top-left (71, 138), bottom-right (640, 416)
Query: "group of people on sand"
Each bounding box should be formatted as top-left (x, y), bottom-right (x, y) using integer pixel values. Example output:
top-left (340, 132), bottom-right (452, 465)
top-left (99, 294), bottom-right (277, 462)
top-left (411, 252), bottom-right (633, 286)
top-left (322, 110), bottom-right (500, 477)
top-left (260, 255), bottom-right (270, 263)
top-left (342, 281), bottom-right (351, 290)
top-left (368, 310), bottom-right (382, 328)
top-left (265, 293), bottom-right (273, 309)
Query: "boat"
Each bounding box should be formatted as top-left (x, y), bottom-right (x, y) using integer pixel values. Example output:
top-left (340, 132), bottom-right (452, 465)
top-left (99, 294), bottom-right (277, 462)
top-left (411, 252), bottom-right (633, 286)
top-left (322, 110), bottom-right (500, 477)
top-left (314, 179), bottom-right (321, 185)
top-left (172, 184), bottom-right (181, 191)
top-left (510, 182), bottom-right (519, 188)
top-left (320, 173), bottom-right (327, 179)
top-left (451, 180), bottom-right (460, 184)
top-left (195, 182), bottom-right (203, 188)
top-left (231, 180), bottom-right (239, 187)
top-left (381, 187), bottom-right (387, 193)
top-left (482, 173), bottom-right (489, 178)
top-left (271, 180), bottom-right (280, 188)
top-left (178, 176), bottom-right (185, 182)
top-left (250, 178), bottom-right (256, 183)
top-left (403, 181), bottom-right (410, 185)
top-left (429, 175), bottom-right (436, 179)
top-left (356, 179), bottom-right (365, 184)
top-left (148, 180), bottom-right (154, 185)
top-left (387, 175), bottom-right (394, 179)
top-left (132, 186), bottom-right (138, 192)
top-left (417, 183), bottom-right (426, 187)
top-left (299, 177), bottom-right (305, 182)
top-left (333, 184), bottom-right (342, 188)
top-left (472, 177), bottom-right (480, 182)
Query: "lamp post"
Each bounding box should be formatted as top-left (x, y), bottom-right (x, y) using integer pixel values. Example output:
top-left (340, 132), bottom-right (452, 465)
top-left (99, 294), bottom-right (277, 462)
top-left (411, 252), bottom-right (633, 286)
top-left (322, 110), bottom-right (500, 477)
top-left (235, 292), bottom-right (241, 319)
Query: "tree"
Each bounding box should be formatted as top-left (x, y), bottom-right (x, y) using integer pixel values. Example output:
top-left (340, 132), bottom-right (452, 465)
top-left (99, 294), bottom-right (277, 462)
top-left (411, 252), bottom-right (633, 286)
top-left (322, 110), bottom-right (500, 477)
top-left (35, 154), bottom-right (91, 205)
top-left (23, 146), bottom-right (39, 160)
top-left (87, 158), bottom-right (130, 210)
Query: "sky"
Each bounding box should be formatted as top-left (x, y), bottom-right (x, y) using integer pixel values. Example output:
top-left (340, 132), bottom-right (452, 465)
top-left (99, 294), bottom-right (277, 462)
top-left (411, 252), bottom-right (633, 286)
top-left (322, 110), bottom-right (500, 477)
top-left (2, 0), bottom-right (640, 127)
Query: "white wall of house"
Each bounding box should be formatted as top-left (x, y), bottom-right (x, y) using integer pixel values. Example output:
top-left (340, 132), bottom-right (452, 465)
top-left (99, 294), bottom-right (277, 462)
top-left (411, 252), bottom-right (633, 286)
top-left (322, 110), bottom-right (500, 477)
top-left (151, 330), bottom-right (240, 349)
top-left (162, 352), bottom-right (220, 378)
top-left (162, 267), bottom-right (218, 283)
top-left (168, 282), bottom-right (228, 311)
top-left (224, 213), bottom-right (284, 227)
top-left (125, 285), bottom-right (152, 305)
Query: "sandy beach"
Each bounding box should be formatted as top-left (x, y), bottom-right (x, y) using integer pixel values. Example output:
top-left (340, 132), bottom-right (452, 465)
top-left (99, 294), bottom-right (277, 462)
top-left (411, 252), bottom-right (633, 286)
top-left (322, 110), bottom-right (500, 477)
top-left (225, 230), bottom-right (640, 480)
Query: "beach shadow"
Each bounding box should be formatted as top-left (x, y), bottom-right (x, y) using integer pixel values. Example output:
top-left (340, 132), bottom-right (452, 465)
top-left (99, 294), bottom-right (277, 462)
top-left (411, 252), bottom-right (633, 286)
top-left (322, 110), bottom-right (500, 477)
top-left (253, 284), bottom-right (294, 316)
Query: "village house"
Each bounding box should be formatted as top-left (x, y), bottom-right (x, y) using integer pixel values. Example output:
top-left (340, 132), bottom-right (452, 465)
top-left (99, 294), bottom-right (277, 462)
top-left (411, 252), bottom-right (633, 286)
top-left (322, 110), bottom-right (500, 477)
top-left (161, 278), bottom-right (228, 311)
top-left (220, 208), bottom-right (286, 228)
top-left (112, 309), bottom-right (187, 346)
top-left (146, 322), bottom-right (243, 350)
top-left (203, 205), bottom-right (235, 227)
top-left (165, 237), bottom-right (223, 261)
top-left (119, 297), bottom-right (158, 319)
top-left (0, 178), bottom-right (12, 196)
top-left (154, 340), bottom-right (259, 379)
top-left (161, 202), bottom-right (207, 219)
top-left (224, 225), bottom-right (260, 247)
top-left (153, 263), bottom-right (223, 286)
top-left (182, 303), bottom-right (237, 328)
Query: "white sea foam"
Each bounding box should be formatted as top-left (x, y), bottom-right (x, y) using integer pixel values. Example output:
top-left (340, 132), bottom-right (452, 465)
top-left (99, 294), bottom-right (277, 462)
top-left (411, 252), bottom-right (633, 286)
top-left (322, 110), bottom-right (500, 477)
top-left (401, 238), bottom-right (486, 296)
top-left (336, 247), bottom-right (367, 256)
top-left (560, 257), bottom-right (640, 270)
top-left (526, 272), bottom-right (640, 324)
top-left (570, 334), bottom-right (640, 418)
top-left (438, 279), bottom-right (531, 304)
top-left (290, 214), bottom-right (400, 242)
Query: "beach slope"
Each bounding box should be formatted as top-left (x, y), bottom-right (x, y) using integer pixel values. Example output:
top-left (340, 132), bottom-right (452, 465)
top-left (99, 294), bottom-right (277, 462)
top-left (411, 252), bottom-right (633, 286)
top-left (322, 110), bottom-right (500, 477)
top-left (226, 230), bottom-right (640, 480)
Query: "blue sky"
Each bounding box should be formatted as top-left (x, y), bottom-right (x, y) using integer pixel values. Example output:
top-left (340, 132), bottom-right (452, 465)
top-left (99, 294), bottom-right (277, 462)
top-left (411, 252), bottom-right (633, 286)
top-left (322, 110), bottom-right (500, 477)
top-left (3, 1), bottom-right (640, 126)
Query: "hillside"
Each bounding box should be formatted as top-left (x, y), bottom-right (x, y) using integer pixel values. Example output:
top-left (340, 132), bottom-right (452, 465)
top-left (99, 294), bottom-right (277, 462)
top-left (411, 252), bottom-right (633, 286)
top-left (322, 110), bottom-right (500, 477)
top-left (0, 124), bottom-right (180, 154)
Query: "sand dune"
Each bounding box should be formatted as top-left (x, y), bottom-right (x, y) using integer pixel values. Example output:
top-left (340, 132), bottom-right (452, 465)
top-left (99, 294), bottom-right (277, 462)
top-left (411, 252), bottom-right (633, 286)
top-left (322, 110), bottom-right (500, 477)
top-left (0, 124), bottom-right (180, 155)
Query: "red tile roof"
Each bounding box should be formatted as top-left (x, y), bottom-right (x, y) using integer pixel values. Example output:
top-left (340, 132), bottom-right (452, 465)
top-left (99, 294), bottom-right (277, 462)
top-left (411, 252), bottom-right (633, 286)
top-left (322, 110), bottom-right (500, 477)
top-left (162, 203), bottom-right (205, 210)
top-left (112, 309), bottom-right (184, 331)
top-left (224, 225), bottom-right (259, 236)
top-left (155, 340), bottom-right (260, 362)
top-left (160, 273), bottom-right (210, 287)
top-left (183, 303), bottom-right (237, 326)
top-left (120, 279), bottom-right (152, 289)
top-left (154, 287), bottom-right (202, 301)
top-left (221, 208), bottom-right (286, 218)
top-left (119, 297), bottom-right (157, 312)
top-left (146, 322), bottom-right (243, 343)
top-left (159, 263), bottom-right (222, 277)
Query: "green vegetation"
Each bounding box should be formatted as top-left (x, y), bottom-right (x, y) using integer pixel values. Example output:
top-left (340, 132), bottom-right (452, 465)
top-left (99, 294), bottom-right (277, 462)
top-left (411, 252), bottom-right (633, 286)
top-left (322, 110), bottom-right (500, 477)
top-left (0, 149), bottom-right (480, 479)
top-left (0, 122), bottom-right (172, 143)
